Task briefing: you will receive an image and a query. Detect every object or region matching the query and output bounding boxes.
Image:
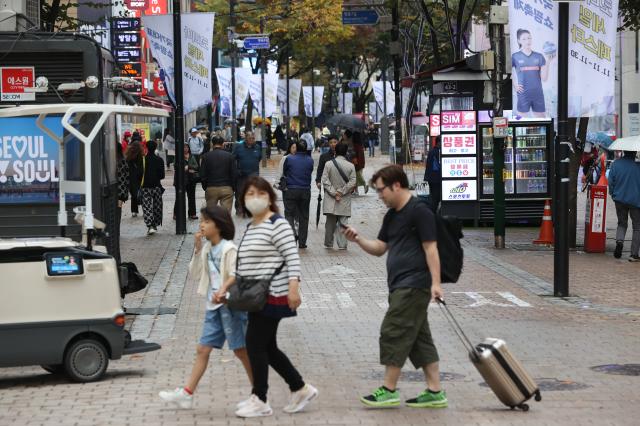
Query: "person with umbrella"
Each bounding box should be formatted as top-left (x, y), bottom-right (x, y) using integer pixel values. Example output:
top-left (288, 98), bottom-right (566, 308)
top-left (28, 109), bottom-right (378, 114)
top-left (608, 149), bottom-right (640, 261)
top-left (321, 142), bottom-right (356, 250)
top-left (343, 130), bottom-right (368, 194)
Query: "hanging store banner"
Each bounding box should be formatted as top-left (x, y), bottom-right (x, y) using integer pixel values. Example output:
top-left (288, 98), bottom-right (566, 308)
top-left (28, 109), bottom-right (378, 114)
top-left (372, 81), bottom-right (394, 116)
top-left (215, 67), bottom-right (251, 117)
top-left (303, 86), bottom-right (325, 117)
top-left (509, 0), bottom-right (558, 119)
top-left (181, 13), bottom-right (215, 114)
top-left (568, 0), bottom-right (619, 117)
top-left (142, 14), bottom-right (175, 103)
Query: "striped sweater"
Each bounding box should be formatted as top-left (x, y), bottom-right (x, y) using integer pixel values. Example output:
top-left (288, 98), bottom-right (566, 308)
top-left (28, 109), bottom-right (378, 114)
top-left (236, 214), bottom-right (301, 317)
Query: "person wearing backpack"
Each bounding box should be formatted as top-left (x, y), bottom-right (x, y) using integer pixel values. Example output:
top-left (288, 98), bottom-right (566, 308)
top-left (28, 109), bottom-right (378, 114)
top-left (424, 136), bottom-right (442, 212)
top-left (342, 165), bottom-right (447, 409)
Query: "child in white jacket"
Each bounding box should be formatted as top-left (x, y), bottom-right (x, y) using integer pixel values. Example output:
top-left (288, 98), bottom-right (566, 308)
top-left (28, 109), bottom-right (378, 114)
top-left (159, 205), bottom-right (252, 409)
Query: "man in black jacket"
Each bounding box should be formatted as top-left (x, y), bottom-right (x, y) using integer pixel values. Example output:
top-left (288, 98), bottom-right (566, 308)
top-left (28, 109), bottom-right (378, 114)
top-left (315, 135), bottom-right (338, 189)
top-left (200, 136), bottom-right (236, 212)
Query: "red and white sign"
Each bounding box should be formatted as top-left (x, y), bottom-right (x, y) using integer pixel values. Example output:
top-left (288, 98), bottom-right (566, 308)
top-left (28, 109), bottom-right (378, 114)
top-left (0, 67), bottom-right (35, 102)
top-left (144, 0), bottom-right (167, 15)
top-left (441, 111), bottom-right (476, 132)
top-left (442, 180), bottom-right (478, 201)
top-left (442, 157), bottom-right (477, 178)
top-left (125, 0), bottom-right (148, 11)
top-left (441, 133), bottom-right (477, 155)
top-left (153, 77), bottom-right (167, 96)
top-left (429, 114), bottom-right (440, 137)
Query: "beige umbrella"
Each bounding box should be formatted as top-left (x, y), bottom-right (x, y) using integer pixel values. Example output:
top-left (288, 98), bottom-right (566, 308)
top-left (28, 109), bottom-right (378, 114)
top-left (608, 135), bottom-right (640, 152)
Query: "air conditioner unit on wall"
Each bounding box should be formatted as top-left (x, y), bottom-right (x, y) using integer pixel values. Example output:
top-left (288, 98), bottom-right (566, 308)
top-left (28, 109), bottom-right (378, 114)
top-left (0, 0), bottom-right (40, 32)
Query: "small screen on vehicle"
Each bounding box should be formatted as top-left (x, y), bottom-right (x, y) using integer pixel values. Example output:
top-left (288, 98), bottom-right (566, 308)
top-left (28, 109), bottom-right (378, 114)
top-left (44, 253), bottom-right (84, 276)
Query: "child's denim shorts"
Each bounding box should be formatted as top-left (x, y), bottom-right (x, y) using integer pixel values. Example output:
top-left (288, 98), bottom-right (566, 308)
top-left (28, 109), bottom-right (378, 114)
top-left (200, 306), bottom-right (248, 350)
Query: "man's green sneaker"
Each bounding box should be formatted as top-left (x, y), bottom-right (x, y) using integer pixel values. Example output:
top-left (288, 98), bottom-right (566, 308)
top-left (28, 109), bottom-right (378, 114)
top-left (360, 386), bottom-right (401, 408)
top-left (405, 389), bottom-right (448, 408)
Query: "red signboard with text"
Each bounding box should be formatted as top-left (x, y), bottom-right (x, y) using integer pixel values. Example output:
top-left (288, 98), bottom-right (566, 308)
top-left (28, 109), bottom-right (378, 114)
top-left (144, 0), bottom-right (167, 15)
top-left (0, 67), bottom-right (35, 102)
top-left (429, 114), bottom-right (440, 137)
top-left (440, 111), bottom-right (476, 132)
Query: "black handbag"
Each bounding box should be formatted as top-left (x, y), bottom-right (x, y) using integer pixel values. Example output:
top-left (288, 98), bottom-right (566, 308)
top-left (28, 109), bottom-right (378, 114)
top-left (136, 156), bottom-right (146, 204)
top-left (118, 262), bottom-right (149, 297)
top-left (226, 226), bottom-right (285, 312)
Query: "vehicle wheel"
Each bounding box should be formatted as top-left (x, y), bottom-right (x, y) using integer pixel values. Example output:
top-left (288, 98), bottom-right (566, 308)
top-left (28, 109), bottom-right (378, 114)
top-left (64, 339), bottom-right (109, 383)
top-left (124, 330), bottom-right (132, 347)
top-left (41, 364), bottom-right (64, 374)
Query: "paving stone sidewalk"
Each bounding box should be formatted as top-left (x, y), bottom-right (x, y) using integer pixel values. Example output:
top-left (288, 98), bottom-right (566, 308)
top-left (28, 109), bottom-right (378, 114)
top-left (1, 152), bottom-right (639, 426)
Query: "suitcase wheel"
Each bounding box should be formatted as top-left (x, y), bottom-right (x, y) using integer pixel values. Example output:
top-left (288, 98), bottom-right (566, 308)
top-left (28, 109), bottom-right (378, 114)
top-left (519, 404), bottom-right (530, 412)
top-left (534, 391), bottom-right (542, 402)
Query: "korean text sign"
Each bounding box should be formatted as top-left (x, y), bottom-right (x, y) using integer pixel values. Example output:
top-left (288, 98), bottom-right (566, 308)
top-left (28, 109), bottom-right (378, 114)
top-left (440, 111), bottom-right (476, 132)
top-left (0, 67), bottom-right (35, 102)
top-left (442, 180), bottom-right (478, 201)
top-left (442, 157), bottom-right (477, 178)
top-left (441, 134), bottom-right (477, 155)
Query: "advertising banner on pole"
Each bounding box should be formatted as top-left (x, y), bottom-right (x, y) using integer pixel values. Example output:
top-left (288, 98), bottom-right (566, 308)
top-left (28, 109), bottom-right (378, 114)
top-left (508, 0), bottom-right (558, 119)
top-left (303, 86), bottom-right (325, 117)
top-left (369, 101), bottom-right (380, 122)
top-left (248, 73), bottom-right (262, 115)
top-left (568, 0), bottom-right (619, 117)
top-left (141, 14), bottom-right (175, 103)
top-left (372, 81), bottom-right (394, 116)
top-left (215, 67), bottom-right (250, 117)
top-left (181, 13), bottom-right (215, 114)
top-left (277, 79), bottom-right (287, 115)
top-left (338, 90), bottom-right (353, 114)
top-left (263, 73), bottom-right (279, 118)
top-left (288, 79), bottom-right (302, 117)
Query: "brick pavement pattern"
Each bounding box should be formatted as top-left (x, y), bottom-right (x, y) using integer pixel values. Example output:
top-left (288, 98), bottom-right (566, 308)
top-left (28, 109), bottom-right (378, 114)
top-left (1, 153), bottom-right (640, 425)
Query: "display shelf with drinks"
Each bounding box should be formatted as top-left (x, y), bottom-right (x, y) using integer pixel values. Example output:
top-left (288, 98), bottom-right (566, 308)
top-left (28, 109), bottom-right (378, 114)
top-left (514, 126), bottom-right (548, 194)
top-left (482, 128), bottom-right (514, 195)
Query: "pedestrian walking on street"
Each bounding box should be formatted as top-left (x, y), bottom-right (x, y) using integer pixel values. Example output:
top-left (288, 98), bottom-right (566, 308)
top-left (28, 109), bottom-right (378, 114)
top-left (608, 150), bottom-right (640, 261)
top-left (352, 131), bottom-right (368, 194)
top-left (121, 130), bottom-right (132, 154)
top-left (200, 136), bottom-right (236, 213)
top-left (115, 140), bottom-right (129, 264)
top-left (159, 206), bottom-right (253, 410)
top-left (173, 145), bottom-right (199, 221)
top-left (275, 141), bottom-right (297, 192)
top-left (125, 141), bottom-right (143, 217)
top-left (275, 124), bottom-right (286, 153)
top-left (140, 140), bottom-right (165, 235)
top-left (315, 135), bottom-right (338, 190)
top-left (300, 127), bottom-right (314, 155)
top-left (188, 127), bottom-right (205, 165)
top-left (283, 141), bottom-right (314, 249)
top-left (232, 131), bottom-right (262, 216)
top-left (343, 165), bottom-right (447, 409)
top-left (215, 176), bottom-right (318, 418)
top-left (367, 123), bottom-right (378, 157)
top-left (163, 128), bottom-right (176, 171)
top-left (424, 136), bottom-right (442, 212)
top-left (321, 142), bottom-right (356, 250)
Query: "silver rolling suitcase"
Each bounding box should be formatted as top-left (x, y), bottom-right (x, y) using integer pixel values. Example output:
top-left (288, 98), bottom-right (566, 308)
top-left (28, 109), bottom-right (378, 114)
top-left (439, 299), bottom-right (542, 411)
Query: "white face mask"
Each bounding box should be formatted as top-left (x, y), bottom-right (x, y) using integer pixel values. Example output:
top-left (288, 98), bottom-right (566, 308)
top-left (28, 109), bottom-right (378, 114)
top-left (245, 196), bottom-right (270, 215)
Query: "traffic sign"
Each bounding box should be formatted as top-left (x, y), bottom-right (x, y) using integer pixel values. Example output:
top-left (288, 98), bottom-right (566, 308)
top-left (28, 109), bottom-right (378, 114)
top-left (347, 80), bottom-right (362, 89)
top-left (243, 36), bottom-right (270, 50)
top-left (0, 67), bottom-right (35, 102)
top-left (342, 9), bottom-right (380, 26)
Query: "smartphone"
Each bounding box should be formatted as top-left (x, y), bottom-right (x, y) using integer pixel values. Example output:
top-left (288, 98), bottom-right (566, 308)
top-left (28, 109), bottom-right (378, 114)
top-left (339, 223), bottom-right (349, 230)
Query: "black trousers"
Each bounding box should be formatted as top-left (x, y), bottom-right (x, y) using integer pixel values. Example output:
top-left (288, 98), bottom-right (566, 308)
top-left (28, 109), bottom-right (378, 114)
top-left (246, 313), bottom-right (305, 402)
top-left (129, 185), bottom-right (139, 214)
top-left (428, 180), bottom-right (441, 212)
top-left (284, 188), bottom-right (311, 245)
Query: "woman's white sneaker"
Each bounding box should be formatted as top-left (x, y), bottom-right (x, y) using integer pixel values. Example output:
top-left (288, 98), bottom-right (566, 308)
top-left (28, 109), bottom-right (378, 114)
top-left (236, 394), bottom-right (257, 409)
top-left (159, 387), bottom-right (193, 409)
top-left (283, 384), bottom-right (319, 413)
top-left (235, 396), bottom-right (273, 418)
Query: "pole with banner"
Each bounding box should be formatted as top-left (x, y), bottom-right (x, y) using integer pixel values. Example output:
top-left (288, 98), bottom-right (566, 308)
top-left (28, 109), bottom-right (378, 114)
top-left (172, 0), bottom-right (186, 234)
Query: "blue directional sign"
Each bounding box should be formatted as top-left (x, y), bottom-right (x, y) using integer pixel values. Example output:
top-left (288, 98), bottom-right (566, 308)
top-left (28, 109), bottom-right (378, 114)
top-left (348, 80), bottom-right (362, 89)
top-left (342, 9), bottom-right (380, 26)
top-left (243, 36), bottom-right (270, 50)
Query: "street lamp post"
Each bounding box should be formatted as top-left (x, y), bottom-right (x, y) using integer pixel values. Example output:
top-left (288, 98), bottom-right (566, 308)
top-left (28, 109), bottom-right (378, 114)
top-left (172, 0), bottom-right (186, 234)
top-left (260, 17), bottom-right (267, 166)
top-left (286, 51), bottom-right (290, 143)
top-left (230, 0), bottom-right (238, 142)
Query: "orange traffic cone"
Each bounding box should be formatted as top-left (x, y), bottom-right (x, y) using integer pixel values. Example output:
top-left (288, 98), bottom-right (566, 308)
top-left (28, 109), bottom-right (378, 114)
top-left (533, 200), bottom-right (554, 245)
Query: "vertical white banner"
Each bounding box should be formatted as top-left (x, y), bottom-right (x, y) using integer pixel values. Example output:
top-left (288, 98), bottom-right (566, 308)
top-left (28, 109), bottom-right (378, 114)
top-left (369, 101), bottom-right (379, 122)
top-left (181, 13), bottom-right (215, 114)
top-left (288, 79), bottom-right (302, 117)
top-left (568, 0), bottom-right (619, 117)
top-left (214, 68), bottom-right (232, 117)
top-left (263, 73), bottom-right (279, 118)
top-left (141, 14), bottom-right (175, 104)
top-left (401, 87), bottom-right (411, 117)
top-left (248, 73), bottom-right (262, 114)
top-left (509, 0), bottom-right (558, 119)
top-left (373, 81), bottom-right (394, 116)
top-left (303, 86), bottom-right (324, 117)
top-left (234, 68), bottom-right (251, 116)
top-left (344, 93), bottom-right (353, 114)
top-left (277, 78), bottom-right (287, 115)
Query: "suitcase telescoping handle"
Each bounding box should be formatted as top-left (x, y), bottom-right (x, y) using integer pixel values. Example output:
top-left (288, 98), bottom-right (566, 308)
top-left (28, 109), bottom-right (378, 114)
top-left (436, 298), bottom-right (480, 362)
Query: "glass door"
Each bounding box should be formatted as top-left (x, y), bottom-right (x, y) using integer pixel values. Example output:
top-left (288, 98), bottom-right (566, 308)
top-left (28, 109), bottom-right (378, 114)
top-left (514, 126), bottom-right (548, 195)
top-left (481, 127), bottom-right (514, 196)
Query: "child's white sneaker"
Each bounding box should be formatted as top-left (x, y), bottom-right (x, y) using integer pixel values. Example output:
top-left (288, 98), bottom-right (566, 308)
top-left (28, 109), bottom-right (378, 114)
top-left (235, 395), bottom-right (273, 418)
top-left (283, 384), bottom-right (319, 413)
top-left (159, 387), bottom-right (193, 409)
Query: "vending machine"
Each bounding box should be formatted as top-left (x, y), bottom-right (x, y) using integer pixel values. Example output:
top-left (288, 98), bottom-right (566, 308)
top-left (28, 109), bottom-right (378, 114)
top-left (479, 121), bottom-right (553, 222)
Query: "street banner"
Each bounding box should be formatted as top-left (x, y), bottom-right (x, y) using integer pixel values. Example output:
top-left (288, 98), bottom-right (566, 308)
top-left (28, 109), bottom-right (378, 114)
top-left (263, 73), bottom-right (279, 118)
top-left (288, 79), bottom-right (302, 117)
top-left (248, 73), bottom-right (262, 115)
top-left (402, 87), bottom-right (411, 117)
top-left (369, 101), bottom-right (380, 122)
top-left (372, 81), bottom-right (394, 116)
top-left (181, 13), bottom-right (215, 114)
top-left (141, 14), bottom-right (175, 103)
top-left (303, 86), bottom-right (324, 117)
top-left (277, 79), bottom-right (287, 115)
top-left (508, 0), bottom-right (558, 119)
top-left (215, 67), bottom-right (251, 117)
top-left (568, 0), bottom-right (619, 117)
top-left (338, 90), bottom-right (353, 114)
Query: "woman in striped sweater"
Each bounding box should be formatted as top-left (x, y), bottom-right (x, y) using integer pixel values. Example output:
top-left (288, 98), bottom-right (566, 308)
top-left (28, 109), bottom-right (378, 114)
top-left (216, 176), bottom-right (318, 418)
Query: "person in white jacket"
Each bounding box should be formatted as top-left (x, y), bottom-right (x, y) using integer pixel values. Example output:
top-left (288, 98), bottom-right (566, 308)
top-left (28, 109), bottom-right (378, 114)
top-left (159, 205), bottom-right (253, 409)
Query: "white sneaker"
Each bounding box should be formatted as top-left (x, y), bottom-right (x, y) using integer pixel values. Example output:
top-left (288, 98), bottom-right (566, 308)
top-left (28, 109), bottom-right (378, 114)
top-left (283, 384), bottom-right (318, 414)
top-left (159, 387), bottom-right (193, 409)
top-left (236, 395), bottom-right (254, 409)
top-left (147, 227), bottom-right (156, 235)
top-left (235, 395), bottom-right (273, 418)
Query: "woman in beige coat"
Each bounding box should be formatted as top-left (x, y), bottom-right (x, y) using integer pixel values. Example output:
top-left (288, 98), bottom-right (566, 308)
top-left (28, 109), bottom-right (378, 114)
top-left (321, 142), bottom-right (357, 249)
